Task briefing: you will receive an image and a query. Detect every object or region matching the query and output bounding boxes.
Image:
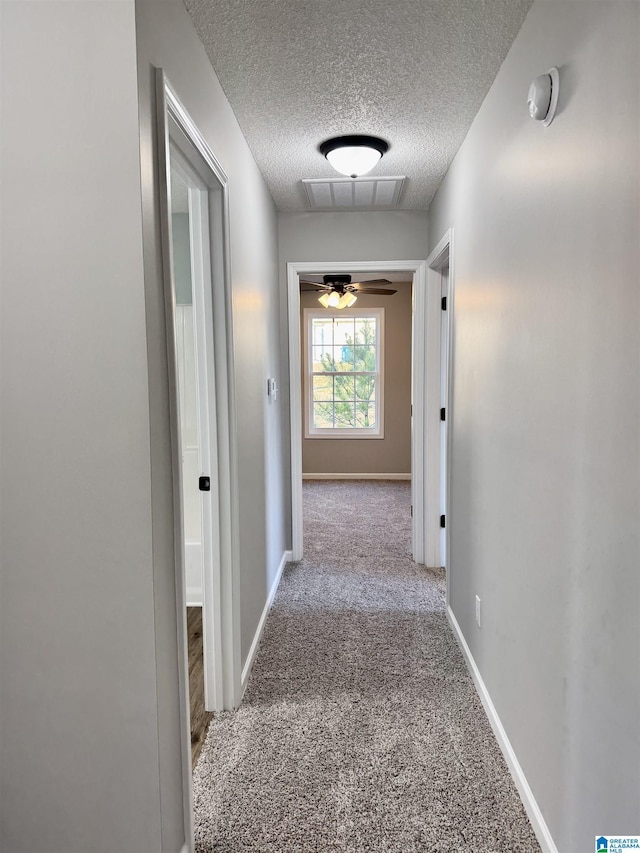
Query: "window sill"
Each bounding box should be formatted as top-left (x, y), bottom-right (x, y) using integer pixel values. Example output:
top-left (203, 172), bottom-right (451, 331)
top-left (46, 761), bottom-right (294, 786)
top-left (305, 430), bottom-right (385, 440)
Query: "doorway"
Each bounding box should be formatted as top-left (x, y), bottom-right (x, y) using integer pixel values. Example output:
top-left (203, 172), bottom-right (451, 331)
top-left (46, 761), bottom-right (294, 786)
top-left (439, 264), bottom-right (450, 568)
top-left (286, 259), bottom-right (443, 566)
top-left (156, 70), bottom-right (242, 843)
top-left (426, 229), bottom-right (454, 595)
top-left (169, 151), bottom-right (215, 763)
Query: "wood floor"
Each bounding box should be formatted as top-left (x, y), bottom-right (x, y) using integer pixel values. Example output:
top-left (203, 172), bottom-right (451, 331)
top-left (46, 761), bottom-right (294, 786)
top-left (187, 607), bottom-right (213, 768)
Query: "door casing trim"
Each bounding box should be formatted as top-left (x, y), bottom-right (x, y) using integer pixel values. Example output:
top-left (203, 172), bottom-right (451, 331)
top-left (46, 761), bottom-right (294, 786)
top-left (286, 259), bottom-right (441, 565)
top-left (155, 67), bottom-right (242, 852)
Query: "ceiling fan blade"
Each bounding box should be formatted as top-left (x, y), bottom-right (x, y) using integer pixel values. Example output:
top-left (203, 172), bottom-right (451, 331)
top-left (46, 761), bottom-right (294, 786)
top-left (354, 287), bottom-right (398, 295)
top-left (300, 280), bottom-right (330, 291)
top-left (351, 278), bottom-right (392, 287)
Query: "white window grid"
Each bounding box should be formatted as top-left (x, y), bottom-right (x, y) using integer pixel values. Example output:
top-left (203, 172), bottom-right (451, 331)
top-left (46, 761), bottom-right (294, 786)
top-left (304, 307), bottom-right (385, 439)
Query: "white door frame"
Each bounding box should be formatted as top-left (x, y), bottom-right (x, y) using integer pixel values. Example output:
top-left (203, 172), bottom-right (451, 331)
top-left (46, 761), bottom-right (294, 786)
top-left (287, 259), bottom-right (442, 565)
top-left (155, 69), bottom-right (242, 847)
top-left (426, 229), bottom-right (454, 600)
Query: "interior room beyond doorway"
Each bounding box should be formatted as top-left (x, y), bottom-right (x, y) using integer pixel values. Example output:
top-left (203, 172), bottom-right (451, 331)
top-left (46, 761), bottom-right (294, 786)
top-left (300, 272), bottom-right (413, 480)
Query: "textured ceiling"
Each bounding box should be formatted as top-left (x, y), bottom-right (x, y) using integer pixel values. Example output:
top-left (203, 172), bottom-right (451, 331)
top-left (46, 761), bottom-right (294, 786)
top-left (184, 0), bottom-right (533, 211)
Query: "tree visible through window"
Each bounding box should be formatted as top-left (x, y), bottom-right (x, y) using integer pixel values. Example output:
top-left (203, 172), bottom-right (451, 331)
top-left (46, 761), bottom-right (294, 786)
top-left (305, 309), bottom-right (384, 437)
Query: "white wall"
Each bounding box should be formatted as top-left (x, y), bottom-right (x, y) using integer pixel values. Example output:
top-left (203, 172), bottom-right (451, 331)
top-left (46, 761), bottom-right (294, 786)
top-left (428, 3), bottom-right (640, 851)
top-left (278, 211), bottom-right (429, 538)
top-left (0, 3), bottom-right (163, 851)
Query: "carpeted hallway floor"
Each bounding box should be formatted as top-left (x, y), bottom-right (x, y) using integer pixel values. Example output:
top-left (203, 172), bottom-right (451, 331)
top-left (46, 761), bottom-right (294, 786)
top-left (193, 480), bottom-right (540, 852)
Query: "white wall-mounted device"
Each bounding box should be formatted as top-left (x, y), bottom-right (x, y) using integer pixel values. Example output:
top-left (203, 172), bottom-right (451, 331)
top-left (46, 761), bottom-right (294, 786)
top-left (527, 67), bottom-right (559, 127)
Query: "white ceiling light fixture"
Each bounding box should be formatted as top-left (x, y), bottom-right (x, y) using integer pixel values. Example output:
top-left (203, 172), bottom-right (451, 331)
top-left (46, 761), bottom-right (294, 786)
top-left (319, 135), bottom-right (389, 178)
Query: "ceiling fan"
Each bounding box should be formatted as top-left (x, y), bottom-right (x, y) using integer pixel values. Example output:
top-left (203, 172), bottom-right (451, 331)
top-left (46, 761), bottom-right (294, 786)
top-left (300, 274), bottom-right (397, 309)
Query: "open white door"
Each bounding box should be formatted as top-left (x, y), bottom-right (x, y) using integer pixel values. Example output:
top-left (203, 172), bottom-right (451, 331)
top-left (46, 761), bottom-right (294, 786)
top-left (426, 228), bottom-right (454, 585)
top-left (168, 148), bottom-right (222, 710)
top-left (439, 265), bottom-right (449, 567)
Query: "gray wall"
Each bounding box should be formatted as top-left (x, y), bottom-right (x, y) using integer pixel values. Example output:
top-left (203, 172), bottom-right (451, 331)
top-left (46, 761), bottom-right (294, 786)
top-left (1, 3), bottom-right (162, 851)
top-left (428, 3), bottom-right (640, 851)
top-left (300, 286), bottom-right (412, 475)
top-left (136, 0), bottom-right (286, 678)
top-left (279, 211), bottom-right (430, 265)
top-left (1, 1), bottom-right (288, 851)
top-left (279, 211), bottom-right (429, 539)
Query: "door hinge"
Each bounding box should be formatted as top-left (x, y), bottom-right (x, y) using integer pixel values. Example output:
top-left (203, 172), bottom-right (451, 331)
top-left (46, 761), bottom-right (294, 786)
top-left (441, 296), bottom-right (447, 310)
top-left (410, 505), bottom-right (413, 518)
top-left (440, 407), bottom-right (446, 421)
top-left (440, 514), bottom-right (446, 528)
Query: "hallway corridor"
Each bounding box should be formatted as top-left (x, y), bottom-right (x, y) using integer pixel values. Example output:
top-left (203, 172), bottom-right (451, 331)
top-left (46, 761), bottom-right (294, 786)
top-left (193, 481), bottom-right (539, 852)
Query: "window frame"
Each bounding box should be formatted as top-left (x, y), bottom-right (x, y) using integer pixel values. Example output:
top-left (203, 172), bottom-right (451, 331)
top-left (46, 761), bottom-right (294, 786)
top-left (303, 306), bottom-right (385, 439)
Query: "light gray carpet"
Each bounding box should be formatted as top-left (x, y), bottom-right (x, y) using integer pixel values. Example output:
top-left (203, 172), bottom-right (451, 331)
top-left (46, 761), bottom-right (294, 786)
top-left (193, 480), bottom-right (540, 852)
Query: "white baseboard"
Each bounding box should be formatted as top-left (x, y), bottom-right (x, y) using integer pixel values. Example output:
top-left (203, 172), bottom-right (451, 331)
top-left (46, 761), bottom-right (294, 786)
top-left (446, 606), bottom-right (558, 853)
top-left (185, 590), bottom-right (202, 607)
top-left (302, 472), bottom-right (411, 480)
top-left (240, 549), bottom-right (292, 695)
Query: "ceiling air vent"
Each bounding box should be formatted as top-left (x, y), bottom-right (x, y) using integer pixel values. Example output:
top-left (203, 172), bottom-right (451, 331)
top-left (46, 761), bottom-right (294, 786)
top-left (302, 176), bottom-right (405, 211)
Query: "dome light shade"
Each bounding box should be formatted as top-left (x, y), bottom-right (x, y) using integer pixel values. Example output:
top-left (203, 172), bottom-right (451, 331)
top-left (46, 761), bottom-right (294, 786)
top-left (319, 135), bottom-right (389, 178)
top-left (338, 292), bottom-right (357, 309)
top-left (326, 147), bottom-right (381, 177)
top-left (318, 289), bottom-right (358, 309)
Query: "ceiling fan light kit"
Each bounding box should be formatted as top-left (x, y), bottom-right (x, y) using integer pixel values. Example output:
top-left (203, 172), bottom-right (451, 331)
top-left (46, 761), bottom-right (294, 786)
top-left (338, 292), bottom-right (358, 309)
top-left (319, 291), bottom-right (358, 309)
top-left (319, 135), bottom-right (389, 178)
top-left (301, 274), bottom-right (397, 310)
top-left (317, 289), bottom-right (347, 309)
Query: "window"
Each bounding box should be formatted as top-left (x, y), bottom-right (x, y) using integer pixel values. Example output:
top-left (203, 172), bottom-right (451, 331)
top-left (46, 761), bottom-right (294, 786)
top-left (304, 308), bottom-right (384, 438)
